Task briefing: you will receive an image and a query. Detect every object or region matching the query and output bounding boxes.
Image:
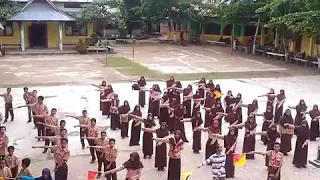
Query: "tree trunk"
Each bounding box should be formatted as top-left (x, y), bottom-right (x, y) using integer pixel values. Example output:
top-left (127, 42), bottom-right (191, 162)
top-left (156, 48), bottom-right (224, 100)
top-left (282, 37), bottom-right (289, 63)
top-left (275, 29), bottom-right (279, 48)
top-left (315, 36), bottom-right (320, 70)
top-left (231, 23), bottom-right (235, 55)
top-left (252, 16), bottom-right (261, 55)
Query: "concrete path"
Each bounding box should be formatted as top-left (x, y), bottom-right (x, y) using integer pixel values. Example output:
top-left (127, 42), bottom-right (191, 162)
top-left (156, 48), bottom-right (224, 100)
top-left (1, 77), bottom-right (320, 179)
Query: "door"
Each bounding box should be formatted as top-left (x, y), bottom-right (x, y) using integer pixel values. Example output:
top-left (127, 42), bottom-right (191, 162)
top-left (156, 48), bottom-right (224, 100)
top-left (29, 23), bottom-right (47, 48)
top-left (295, 35), bottom-right (302, 52)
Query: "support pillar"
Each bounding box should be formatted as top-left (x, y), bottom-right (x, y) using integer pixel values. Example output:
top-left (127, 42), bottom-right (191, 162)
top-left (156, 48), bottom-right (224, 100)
top-left (58, 22), bottom-right (63, 50)
top-left (19, 22), bottom-right (25, 51)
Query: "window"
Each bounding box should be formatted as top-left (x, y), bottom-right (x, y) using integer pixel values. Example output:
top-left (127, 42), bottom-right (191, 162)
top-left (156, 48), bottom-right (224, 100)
top-left (64, 2), bottom-right (82, 8)
top-left (65, 22), bottom-right (87, 36)
top-left (204, 23), bottom-right (221, 35)
top-left (0, 22), bottom-right (13, 36)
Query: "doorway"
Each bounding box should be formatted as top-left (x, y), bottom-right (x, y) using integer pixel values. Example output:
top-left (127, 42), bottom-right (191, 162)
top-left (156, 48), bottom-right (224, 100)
top-left (295, 35), bottom-right (302, 52)
top-left (29, 23), bottom-right (47, 48)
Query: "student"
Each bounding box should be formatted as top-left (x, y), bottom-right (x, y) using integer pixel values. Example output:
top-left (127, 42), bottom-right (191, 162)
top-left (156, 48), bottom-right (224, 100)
top-left (66, 110), bottom-right (90, 149)
top-left (0, 126), bottom-right (8, 156)
top-left (5, 146), bottom-right (19, 178)
top-left (0, 87), bottom-right (14, 122)
top-left (197, 144), bottom-right (226, 180)
top-left (0, 157), bottom-right (12, 178)
top-left (35, 168), bottom-right (53, 180)
top-left (18, 158), bottom-right (33, 177)
top-left (105, 152), bottom-right (143, 180)
top-left (32, 138), bottom-right (70, 180)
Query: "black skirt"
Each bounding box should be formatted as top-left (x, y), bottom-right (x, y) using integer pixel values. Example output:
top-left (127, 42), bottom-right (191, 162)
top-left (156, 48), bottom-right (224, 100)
top-left (142, 132), bottom-right (154, 156)
top-left (205, 138), bottom-right (218, 159)
top-left (110, 113), bottom-right (120, 130)
top-left (155, 143), bottom-right (167, 169)
top-left (167, 158), bottom-right (181, 180)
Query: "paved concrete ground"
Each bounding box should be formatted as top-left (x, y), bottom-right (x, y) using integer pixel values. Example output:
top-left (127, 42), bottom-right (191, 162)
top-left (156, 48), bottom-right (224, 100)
top-left (116, 44), bottom-right (318, 75)
top-left (1, 77), bottom-right (320, 180)
top-left (0, 54), bottom-right (127, 87)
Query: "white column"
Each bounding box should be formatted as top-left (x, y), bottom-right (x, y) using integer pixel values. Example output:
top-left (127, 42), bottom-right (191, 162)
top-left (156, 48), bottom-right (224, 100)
top-left (20, 22), bottom-right (25, 51)
top-left (58, 22), bottom-right (63, 50)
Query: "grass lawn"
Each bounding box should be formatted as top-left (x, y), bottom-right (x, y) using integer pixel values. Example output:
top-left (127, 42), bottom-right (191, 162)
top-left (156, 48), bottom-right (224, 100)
top-left (105, 56), bottom-right (292, 81)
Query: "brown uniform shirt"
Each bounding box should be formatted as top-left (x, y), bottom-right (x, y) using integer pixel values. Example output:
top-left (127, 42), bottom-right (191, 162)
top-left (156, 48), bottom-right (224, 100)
top-left (0, 134), bottom-right (9, 156)
top-left (104, 147), bottom-right (118, 162)
top-left (52, 145), bottom-right (70, 164)
top-left (2, 93), bottom-right (13, 104)
top-left (95, 138), bottom-right (109, 152)
top-left (0, 166), bottom-right (12, 178)
top-left (5, 155), bottom-right (19, 169)
top-left (88, 125), bottom-right (99, 137)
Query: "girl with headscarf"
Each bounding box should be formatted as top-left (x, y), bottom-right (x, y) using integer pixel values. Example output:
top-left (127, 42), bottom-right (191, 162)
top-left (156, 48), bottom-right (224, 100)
top-left (102, 84), bottom-right (114, 117)
top-left (166, 76), bottom-right (176, 102)
top-left (258, 88), bottom-right (276, 113)
top-left (219, 110), bottom-right (239, 137)
top-left (119, 100), bottom-right (131, 139)
top-left (92, 80), bottom-right (106, 111)
top-left (230, 115), bottom-right (257, 159)
top-left (35, 168), bottom-right (52, 180)
top-left (288, 99), bottom-right (307, 126)
top-left (109, 94), bottom-right (120, 130)
top-left (210, 129), bottom-right (237, 178)
top-left (129, 105), bottom-right (142, 146)
top-left (105, 152), bottom-right (143, 180)
top-left (142, 122), bottom-right (170, 171)
top-left (204, 92), bottom-right (216, 127)
top-left (289, 120), bottom-right (309, 168)
top-left (224, 90), bottom-right (235, 115)
top-left (142, 114), bottom-right (156, 158)
top-left (180, 111), bottom-right (203, 153)
top-left (184, 90), bottom-right (205, 117)
top-left (159, 92), bottom-right (170, 125)
top-left (232, 93), bottom-right (243, 125)
top-left (279, 109), bottom-right (294, 155)
top-left (174, 104), bottom-right (188, 142)
top-left (274, 90), bottom-right (286, 124)
top-left (209, 101), bottom-right (224, 131)
top-left (137, 76), bottom-right (147, 107)
top-left (252, 124), bottom-right (280, 166)
top-left (146, 84), bottom-right (161, 118)
top-left (153, 130), bottom-right (184, 180)
top-left (253, 106), bottom-right (274, 145)
top-left (302, 104), bottom-right (320, 140)
top-left (194, 120), bottom-right (220, 160)
top-left (182, 85), bottom-right (193, 118)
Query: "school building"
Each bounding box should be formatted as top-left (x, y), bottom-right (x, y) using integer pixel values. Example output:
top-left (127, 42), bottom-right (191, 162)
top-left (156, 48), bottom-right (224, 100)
top-left (0, 0), bottom-right (94, 51)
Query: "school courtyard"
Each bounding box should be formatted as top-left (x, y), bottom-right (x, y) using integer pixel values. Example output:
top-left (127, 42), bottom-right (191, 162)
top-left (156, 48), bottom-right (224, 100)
top-left (0, 44), bottom-right (320, 179)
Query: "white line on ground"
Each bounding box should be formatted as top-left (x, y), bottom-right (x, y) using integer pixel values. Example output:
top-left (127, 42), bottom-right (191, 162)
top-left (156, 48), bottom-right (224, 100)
top-left (170, 48), bottom-right (219, 62)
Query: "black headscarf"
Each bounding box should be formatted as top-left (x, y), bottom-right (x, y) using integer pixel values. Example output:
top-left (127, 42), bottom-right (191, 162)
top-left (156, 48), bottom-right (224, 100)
top-left (279, 109), bottom-right (294, 126)
top-left (123, 152), bottom-right (144, 170)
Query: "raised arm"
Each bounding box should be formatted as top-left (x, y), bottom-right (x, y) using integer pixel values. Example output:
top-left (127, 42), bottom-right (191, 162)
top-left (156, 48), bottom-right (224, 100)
top-left (37, 122), bottom-right (58, 129)
top-left (32, 114), bottom-right (50, 118)
top-left (153, 137), bottom-right (170, 143)
top-left (230, 121), bottom-right (242, 128)
top-left (212, 133), bottom-right (224, 139)
top-left (74, 125), bottom-right (89, 128)
top-left (88, 145), bottom-right (106, 149)
top-left (142, 127), bottom-right (157, 133)
top-left (252, 131), bottom-right (267, 136)
top-left (180, 118), bottom-right (192, 123)
top-left (66, 115), bottom-right (80, 120)
top-left (194, 127), bottom-right (208, 132)
top-left (248, 151), bottom-right (268, 156)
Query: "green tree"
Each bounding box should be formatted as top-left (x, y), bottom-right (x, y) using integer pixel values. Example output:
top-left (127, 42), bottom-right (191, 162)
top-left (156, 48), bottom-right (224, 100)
top-left (270, 0), bottom-right (320, 57)
top-left (81, 0), bottom-right (127, 35)
top-left (0, 0), bottom-right (20, 20)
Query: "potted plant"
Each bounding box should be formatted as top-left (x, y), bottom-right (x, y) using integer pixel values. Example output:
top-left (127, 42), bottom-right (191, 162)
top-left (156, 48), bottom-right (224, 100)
top-left (76, 39), bottom-right (87, 54)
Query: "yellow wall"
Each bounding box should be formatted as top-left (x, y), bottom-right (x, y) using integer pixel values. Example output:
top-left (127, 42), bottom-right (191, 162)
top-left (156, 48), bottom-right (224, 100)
top-left (0, 21), bottom-right (93, 49)
top-left (301, 36), bottom-right (311, 55)
top-left (0, 22), bottom-right (31, 48)
top-left (63, 22), bottom-right (93, 44)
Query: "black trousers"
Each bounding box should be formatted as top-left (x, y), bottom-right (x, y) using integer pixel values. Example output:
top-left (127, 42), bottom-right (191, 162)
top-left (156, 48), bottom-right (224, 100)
top-left (4, 103), bottom-right (14, 120)
top-left (97, 152), bottom-right (106, 175)
top-left (36, 117), bottom-right (45, 139)
top-left (88, 139), bottom-right (97, 160)
top-left (80, 128), bottom-right (88, 148)
top-left (55, 163), bottom-right (68, 180)
top-left (10, 166), bottom-right (18, 178)
top-left (27, 106), bottom-right (32, 121)
top-left (105, 160), bottom-right (117, 180)
top-left (44, 129), bottom-right (55, 151)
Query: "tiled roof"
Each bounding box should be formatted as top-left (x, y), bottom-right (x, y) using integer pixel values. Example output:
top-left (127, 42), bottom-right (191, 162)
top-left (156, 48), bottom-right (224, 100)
top-left (9, 0), bottom-right (75, 21)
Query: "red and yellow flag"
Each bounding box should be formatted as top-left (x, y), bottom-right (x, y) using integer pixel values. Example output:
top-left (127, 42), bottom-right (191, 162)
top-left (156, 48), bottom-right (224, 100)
top-left (233, 153), bottom-right (246, 166)
top-left (213, 90), bottom-right (223, 98)
top-left (87, 171), bottom-right (98, 180)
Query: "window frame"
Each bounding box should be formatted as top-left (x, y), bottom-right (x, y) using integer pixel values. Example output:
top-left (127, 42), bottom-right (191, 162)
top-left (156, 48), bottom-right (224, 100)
top-left (64, 22), bottom-right (87, 36)
top-left (0, 22), bottom-right (14, 36)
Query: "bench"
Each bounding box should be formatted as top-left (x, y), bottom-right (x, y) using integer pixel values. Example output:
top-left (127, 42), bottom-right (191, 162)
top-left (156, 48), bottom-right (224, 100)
top-left (159, 39), bottom-right (174, 43)
top-left (207, 40), bottom-right (226, 46)
top-left (63, 42), bottom-right (77, 48)
top-left (267, 52), bottom-right (285, 60)
top-left (237, 46), bottom-right (248, 53)
top-left (0, 43), bottom-right (21, 49)
top-left (87, 45), bottom-right (114, 53)
top-left (255, 49), bottom-right (267, 56)
top-left (289, 57), bottom-right (309, 66)
top-left (310, 61), bottom-right (319, 69)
